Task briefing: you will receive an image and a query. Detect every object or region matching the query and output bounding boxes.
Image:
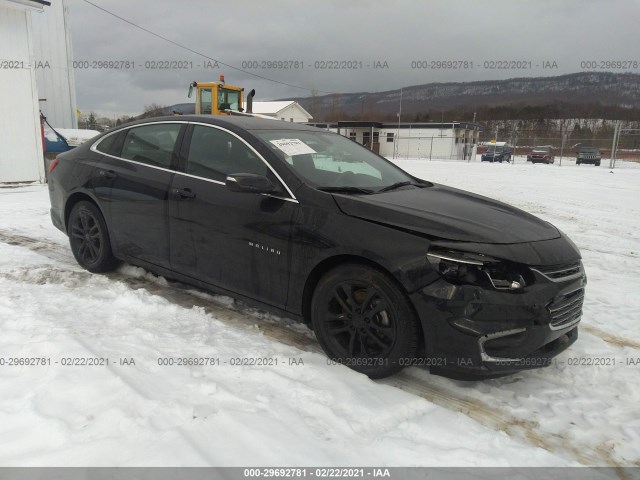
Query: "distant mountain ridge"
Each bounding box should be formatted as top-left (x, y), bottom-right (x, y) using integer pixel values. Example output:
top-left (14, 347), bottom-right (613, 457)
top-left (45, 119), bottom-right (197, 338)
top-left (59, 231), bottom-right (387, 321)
top-left (285, 72), bottom-right (640, 121)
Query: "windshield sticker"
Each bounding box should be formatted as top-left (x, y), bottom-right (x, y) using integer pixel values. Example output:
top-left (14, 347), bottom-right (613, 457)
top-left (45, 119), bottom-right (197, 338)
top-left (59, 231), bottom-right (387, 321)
top-left (270, 139), bottom-right (317, 156)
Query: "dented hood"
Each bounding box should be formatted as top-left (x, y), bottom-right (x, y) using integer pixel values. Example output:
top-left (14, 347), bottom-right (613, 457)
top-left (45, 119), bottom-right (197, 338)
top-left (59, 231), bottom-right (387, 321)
top-left (333, 184), bottom-right (560, 244)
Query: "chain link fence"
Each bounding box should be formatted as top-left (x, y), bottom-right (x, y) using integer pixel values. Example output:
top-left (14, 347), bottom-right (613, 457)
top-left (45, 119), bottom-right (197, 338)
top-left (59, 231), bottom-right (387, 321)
top-left (479, 124), bottom-right (640, 164)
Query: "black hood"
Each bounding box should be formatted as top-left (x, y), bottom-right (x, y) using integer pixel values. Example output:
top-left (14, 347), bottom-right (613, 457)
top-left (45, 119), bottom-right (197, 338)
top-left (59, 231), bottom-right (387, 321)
top-left (333, 184), bottom-right (560, 244)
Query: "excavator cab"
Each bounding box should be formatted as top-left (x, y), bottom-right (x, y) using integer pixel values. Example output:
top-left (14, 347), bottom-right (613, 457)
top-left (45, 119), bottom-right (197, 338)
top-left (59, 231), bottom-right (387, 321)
top-left (188, 75), bottom-right (250, 115)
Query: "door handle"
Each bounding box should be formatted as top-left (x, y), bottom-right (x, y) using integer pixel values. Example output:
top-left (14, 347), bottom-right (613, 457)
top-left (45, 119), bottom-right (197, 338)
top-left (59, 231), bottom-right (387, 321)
top-left (172, 187), bottom-right (196, 200)
top-left (99, 170), bottom-right (117, 180)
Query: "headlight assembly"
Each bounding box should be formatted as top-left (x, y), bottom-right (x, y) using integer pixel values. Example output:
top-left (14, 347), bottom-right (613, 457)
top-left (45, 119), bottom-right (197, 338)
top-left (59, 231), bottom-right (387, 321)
top-left (426, 249), bottom-right (532, 291)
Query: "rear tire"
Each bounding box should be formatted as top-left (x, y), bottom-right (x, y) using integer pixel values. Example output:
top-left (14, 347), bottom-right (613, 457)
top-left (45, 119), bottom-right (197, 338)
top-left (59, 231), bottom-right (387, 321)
top-left (68, 201), bottom-right (117, 273)
top-left (311, 264), bottom-right (420, 379)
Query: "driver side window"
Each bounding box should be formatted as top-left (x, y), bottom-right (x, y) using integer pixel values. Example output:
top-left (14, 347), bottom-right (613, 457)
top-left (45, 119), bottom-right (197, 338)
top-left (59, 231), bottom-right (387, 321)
top-left (186, 125), bottom-right (270, 183)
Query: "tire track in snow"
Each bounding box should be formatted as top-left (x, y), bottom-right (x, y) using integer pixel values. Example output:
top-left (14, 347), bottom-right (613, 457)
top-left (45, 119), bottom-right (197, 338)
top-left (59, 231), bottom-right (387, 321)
top-left (581, 325), bottom-right (640, 350)
top-left (0, 230), bottom-right (318, 350)
top-left (383, 370), bottom-right (638, 475)
top-left (0, 229), bottom-right (636, 472)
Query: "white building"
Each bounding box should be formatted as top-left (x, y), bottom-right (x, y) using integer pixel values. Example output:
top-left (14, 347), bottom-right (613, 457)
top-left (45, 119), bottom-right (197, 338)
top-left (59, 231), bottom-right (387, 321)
top-left (309, 121), bottom-right (481, 161)
top-left (0, 0), bottom-right (50, 183)
top-left (32, 0), bottom-right (77, 129)
top-left (251, 101), bottom-right (313, 123)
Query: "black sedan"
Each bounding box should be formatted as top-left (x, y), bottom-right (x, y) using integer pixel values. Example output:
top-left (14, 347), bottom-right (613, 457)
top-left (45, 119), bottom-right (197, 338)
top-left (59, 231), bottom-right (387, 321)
top-left (48, 116), bottom-right (586, 379)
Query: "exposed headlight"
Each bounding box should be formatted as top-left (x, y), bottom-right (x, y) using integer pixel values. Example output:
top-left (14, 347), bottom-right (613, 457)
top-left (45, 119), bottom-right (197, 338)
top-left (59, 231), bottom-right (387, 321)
top-left (427, 249), bottom-right (531, 291)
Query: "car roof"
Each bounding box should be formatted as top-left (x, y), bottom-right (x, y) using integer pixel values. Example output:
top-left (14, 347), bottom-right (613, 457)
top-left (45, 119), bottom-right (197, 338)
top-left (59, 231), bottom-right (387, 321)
top-left (116, 115), bottom-right (321, 132)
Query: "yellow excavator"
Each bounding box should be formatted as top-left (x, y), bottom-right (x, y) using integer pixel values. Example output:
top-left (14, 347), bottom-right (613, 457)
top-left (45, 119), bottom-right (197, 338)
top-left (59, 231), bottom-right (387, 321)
top-left (187, 74), bottom-right (256, 115)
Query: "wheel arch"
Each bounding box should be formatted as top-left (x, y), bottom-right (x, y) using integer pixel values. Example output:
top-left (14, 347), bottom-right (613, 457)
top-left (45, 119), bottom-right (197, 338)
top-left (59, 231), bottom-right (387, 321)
top-left (300, 255), bottom-right (425, 344)
top-left (64, 191), bottom-right (105, 232)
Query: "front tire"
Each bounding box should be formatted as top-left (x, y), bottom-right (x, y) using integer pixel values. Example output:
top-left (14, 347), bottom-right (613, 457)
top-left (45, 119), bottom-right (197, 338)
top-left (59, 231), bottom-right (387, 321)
top-left (68, 201), bottom-right (117, 273)
top-left (311, 264), bottom-right (420, 379)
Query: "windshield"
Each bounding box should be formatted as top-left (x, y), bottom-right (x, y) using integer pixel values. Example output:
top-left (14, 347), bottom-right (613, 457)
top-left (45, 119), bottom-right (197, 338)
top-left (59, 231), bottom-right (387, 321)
top-left (218, 88), bottom-right (241, 111)
top-left (485, 146), bottom-right (504, 153)
top-left (533, 147), bottom-right (550, 152)
top-left (254, 130), bottom-right (417, 191)
top-left (579, 147), bottom-right (599, 153)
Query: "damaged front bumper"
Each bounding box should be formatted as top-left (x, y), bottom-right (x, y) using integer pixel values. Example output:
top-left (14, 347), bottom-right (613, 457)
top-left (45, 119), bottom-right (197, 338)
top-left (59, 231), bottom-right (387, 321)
top-left (409, 256), bottom-right (587, 380)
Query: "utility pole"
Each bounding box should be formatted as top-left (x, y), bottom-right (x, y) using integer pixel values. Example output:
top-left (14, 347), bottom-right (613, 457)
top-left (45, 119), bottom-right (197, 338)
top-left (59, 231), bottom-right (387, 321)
top-left (609, 120), bottom-right (621, 169)
top-left (559, 127), bottom-right (566, 167)
top-left (394, 88), bottom-right (402, 160)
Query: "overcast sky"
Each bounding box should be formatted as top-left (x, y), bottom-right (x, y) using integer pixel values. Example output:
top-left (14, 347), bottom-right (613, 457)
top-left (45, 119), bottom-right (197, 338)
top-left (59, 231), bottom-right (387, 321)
top-left (65, 0), bottom-right (640, 117)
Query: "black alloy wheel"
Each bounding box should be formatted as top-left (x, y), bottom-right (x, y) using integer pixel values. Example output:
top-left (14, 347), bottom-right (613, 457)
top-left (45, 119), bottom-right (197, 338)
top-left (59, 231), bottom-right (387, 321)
top-left (311, 264), bottom-right (420, 378)
top-left (68, 201), bottom-right (117, 272)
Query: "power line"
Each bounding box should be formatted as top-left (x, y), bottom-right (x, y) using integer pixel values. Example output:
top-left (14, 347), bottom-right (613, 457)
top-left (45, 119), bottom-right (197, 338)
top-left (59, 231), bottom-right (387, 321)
top-left (81, 0), bottom-right (335, 95)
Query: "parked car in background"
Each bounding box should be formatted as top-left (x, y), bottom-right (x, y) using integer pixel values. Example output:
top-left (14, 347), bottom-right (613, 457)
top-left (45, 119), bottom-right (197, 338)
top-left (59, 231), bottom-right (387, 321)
top-left (47, 116), bottom-right (585, 380)
top-left (527, 146), bottom-right (555, 164)
top-left (576, 146), bottom-right (602, 166)
top-left (481, 144), bottom-right (513, 163)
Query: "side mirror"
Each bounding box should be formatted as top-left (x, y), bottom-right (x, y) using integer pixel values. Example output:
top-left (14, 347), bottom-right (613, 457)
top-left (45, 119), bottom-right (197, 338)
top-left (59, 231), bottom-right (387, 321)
top-left (226, 173), bottom-right (277, 194)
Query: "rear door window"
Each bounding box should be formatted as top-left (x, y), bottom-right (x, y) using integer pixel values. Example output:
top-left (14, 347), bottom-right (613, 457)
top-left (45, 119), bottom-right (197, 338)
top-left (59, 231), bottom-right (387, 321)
top-left (95, 132), bottom-right (122, 155)
top-left (120, 123), bottom-right (182, 169)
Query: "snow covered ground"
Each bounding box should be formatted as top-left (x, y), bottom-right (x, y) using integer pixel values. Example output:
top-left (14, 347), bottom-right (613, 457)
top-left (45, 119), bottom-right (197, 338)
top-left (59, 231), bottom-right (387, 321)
top-left (0, 158), bottom-right (639, 469)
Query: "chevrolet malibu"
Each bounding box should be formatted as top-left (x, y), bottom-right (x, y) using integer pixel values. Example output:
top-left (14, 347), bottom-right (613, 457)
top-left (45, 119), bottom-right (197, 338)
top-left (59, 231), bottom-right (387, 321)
top-left (48, 116), bottom-right (586, 379)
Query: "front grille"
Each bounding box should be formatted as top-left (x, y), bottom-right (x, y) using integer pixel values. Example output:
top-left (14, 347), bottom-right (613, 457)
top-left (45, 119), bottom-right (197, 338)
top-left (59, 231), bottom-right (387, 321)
top-left (547, 288), bottom-right (584, 330)
top-left (532, 261), bottom-right (582, 280)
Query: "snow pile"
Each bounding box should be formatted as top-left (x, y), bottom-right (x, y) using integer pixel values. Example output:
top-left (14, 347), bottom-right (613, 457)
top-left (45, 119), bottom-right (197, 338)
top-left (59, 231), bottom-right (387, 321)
top-left (0, 158), bottom-right (639, 467)
top-left (54, 128), bottom-right (101, 147)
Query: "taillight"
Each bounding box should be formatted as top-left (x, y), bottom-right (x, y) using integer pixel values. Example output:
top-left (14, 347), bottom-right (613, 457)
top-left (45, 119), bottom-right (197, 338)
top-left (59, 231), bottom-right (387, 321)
top-left (48, 158), bottom-right (59, 173)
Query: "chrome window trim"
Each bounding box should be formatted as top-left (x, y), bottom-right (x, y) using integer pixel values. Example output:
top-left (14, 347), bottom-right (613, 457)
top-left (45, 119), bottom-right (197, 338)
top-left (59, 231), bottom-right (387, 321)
top-left (92, 151), bottom-right (178, 176)
top-left (89, 120), bottom-right (298, 204)
top-left (90, 120), bottom-right (190, 156)
top-left (173, 170), bottom-right (298, 204)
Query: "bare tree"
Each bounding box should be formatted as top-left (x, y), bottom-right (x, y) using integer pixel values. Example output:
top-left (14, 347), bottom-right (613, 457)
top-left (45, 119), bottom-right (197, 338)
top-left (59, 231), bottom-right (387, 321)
top-left (140, 103), bottom-right (168, 119)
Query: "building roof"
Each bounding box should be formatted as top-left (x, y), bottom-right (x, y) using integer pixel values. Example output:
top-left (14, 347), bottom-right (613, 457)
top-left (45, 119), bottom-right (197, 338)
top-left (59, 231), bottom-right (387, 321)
top-left (5, 0), bottom-right (51, 9)
top-left (251, 101), bottom-right (312, 119)
top-left (251, 101), bottom-right (297, 114)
